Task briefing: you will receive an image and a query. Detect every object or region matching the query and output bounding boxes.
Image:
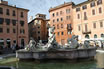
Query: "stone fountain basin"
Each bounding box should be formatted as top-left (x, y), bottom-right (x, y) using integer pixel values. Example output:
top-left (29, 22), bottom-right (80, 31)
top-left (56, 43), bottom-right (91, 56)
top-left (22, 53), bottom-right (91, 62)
top-left (16, 48), bottom-right (96, 60)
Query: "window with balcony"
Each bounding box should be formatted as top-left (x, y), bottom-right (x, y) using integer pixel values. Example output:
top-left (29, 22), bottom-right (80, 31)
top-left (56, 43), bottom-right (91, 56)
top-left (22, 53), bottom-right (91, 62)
top-left (21, 12), bottom-right (24, 18)
top-left (76, 7), bottom-right (80, 12)
top-left (92, 9), bottom-right (95, 15)
top-left (0, 28), bottom-right (3, 33)
top-left (82, 5), bottom-right (87, 10)
top-left (99, 7), bottom-right (102, 14)
top-left (100, 21), bottom-right (103, 28)
top-left (0, 7), bottom-right (3, 14)
top-left (6, 9), bottom-right (10, 15)
top-left (90, 1), bottom-right (95, 7)
top-left (13, 10), bottom-right (16, 16)
top-left (93, 23), bottom-right (96, 29)
top-left (97, 0), bottom-right (102, 5)
top-left (5, 19), bottom-right (10, 25)
top-left (0, 18), bottom-right (4, 24)
top-left (85, 24), bottom-right (88, 32)
top-left (20, 21), bottom-right (24, 26)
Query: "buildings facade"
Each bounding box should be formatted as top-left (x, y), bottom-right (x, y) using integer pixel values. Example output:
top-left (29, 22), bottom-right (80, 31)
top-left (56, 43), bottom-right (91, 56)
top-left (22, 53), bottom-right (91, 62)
top-left (0, 0), bottom-right (29, 48)
top-left (49, 2), bottom-right (74, 45)
top-left (28, 14), bottom-right (48, 42)
top-left (73, 0), bottom-right (104, 39)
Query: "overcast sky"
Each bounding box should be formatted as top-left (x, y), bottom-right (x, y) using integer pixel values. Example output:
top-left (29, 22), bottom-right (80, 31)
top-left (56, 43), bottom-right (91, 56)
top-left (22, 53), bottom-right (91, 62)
top-left (5, 0), bottom-right (86, 21)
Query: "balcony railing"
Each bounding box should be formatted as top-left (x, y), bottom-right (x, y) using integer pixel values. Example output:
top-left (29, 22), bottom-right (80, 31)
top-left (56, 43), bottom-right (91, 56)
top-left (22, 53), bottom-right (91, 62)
top-left (82, 30), bottom-right (91, 34)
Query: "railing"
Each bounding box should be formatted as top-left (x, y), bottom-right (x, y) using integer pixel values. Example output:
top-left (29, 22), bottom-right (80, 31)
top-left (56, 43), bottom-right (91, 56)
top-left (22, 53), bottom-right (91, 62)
top-left (82, 30), bottom-right (91, 34)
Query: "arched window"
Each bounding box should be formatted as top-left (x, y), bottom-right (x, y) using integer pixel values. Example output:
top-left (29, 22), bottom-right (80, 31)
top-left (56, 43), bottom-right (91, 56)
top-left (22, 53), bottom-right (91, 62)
top-left (101, 34), bottom-right (104, 38)
top-left (85, 34), bottom-right (90, 39)
top-left (94, 34), bottom-right (97, 38)
top-left (0, 38), bottom-right (4, 46)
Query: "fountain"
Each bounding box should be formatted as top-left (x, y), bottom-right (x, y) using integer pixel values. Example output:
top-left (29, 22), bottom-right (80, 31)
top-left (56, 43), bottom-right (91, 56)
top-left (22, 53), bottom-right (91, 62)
top-left (16, 26), bottom-right (96, 60)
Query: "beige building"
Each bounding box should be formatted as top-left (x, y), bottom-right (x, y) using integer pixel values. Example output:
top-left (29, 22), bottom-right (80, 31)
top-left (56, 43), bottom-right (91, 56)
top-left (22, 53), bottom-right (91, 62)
top-left (0, 0), bottom-right (29, 48)
top-left (28, 14), bottom-right (48, 43)
top-left (73, 0), bottom-right (104, 39)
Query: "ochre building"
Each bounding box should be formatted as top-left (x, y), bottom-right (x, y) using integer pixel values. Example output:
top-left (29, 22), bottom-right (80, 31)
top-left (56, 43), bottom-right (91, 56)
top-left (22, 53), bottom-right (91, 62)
top-left (0, 0), bottom-right (29, 48)
top-left (49, 2), bottom-right (74, 45)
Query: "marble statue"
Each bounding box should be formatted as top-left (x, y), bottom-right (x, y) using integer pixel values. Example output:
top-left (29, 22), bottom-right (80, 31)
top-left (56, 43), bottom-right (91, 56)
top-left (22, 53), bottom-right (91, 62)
top-left (67, 35), bottom-right (79, 49)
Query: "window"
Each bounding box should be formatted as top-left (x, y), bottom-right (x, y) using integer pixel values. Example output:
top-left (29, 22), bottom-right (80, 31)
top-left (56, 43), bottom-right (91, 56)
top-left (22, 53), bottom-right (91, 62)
top-left (78, 25), bottom-right (81, 31)
top-left (38, 31), bottom-right (40, 34)
top-left (0, 18), bottom-right (4, 24)
top-left (97, 0), bottom-right (102, 5)
top-left (21, 12), bottom-right (24, 18)
top-left (57, 24), bottom-right (59, 29)
top-left (76, 7), bottom-right (80, 12)
top-left (52, 13), bottom-right (55, 17)
top-left (93, 23), bottom-right (96, 29)
top-left (61, 32), bottom-right (64, 35)
top-left (77, 14), bottom-right (80, 19)
top-left (57, 18), bottom-right (59, 22)
top-left (5, 19), bottom-right (10, 25)
top-left (101, 34), bottom-right (104, 38)
top-left (0, 28), bottom-right (3, 33)
top-left (7, 28), bottom-right (10, 33)
top-left (12, 20), bottom-right (16, 26)
top-left (85, 24), bottom-right (88, 32)
top-left (94, 34), bottom-right (97, 38)
top-left (13, 28), bottom-right (16, 33)
top-left (66, 9), bottom-right (70, 13)
top-left (53, 19), bottom-right (55, 23)
top-left (57, 32), bottom-right (60, 36)
top-left (20, 29), bottom-right (25, 34)
top-left (60, 11), bottom-right (62, 15)
top-left (99, 7), bottom-right (102, 14)
top-left (13, 10), bottom-right (16, 16)
top-left (0, 7), bottom-right (3, 14)
top-left (20, 21), bottom-right (24, 26)
top-left (61, 24), bottom-right (63, 28)
top-left (56, 12), bottom-right (58, 16)
top-left (92, 9), bottom-right (95, 15)
top-left (38, 36), bottom-right (40, 40)
top-left (61, 18), bottom-right (63, 21)
top-left (82, 5), bottom-right (87, 10)
top-left (66, 16), bottom-right (70, 20)
top-left (84, 12), bottom-right (87, 20)
top-left (100, 21), bottom-right (103, 28)
top-left (38, 26), bottom-right (40, 29)
top-left (90, 1), bottom-right (95, 7)
top-left (6, 9), bottom-right (10, 15)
